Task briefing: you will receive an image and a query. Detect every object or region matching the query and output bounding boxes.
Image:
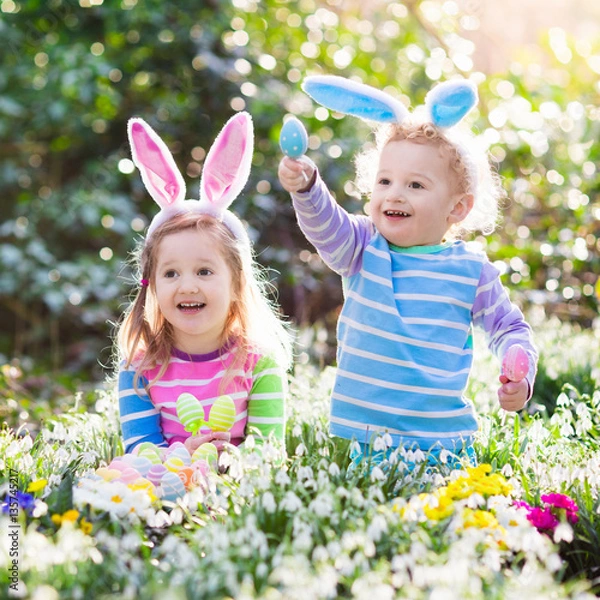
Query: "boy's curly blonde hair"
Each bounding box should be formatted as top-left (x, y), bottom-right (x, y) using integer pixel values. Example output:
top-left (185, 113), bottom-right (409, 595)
top-left (354, 120), bottom-right (505, 238)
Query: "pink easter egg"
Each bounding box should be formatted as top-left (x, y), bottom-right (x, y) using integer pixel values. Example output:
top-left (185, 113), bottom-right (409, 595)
top-left (166, 441), bottom-right (187, 455)
top-left (119, 467), bottom-right (141, 484)
top-left (108, 460), bottom-right (128, 472)
top-left (502, 344), bottom-right (529, 383)
top-left (147, 464), bottom-right (168, 487)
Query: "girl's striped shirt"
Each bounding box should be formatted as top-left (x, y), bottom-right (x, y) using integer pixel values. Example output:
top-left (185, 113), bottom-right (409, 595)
top-left (118, 345), bottom-right (285, 453)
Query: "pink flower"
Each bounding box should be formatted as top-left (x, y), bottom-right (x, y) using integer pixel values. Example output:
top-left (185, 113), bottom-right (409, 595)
top-left (541, 493), bottom-right (579, 524)
top-left (526, 506), bottom-right (559, 531)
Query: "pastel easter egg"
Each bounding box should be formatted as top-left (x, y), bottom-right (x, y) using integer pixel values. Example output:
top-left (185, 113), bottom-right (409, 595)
top-left (120, 453), bottom-right (140, 465)
top-left (108, 460), bottom-right (128, 472)
top-left (502, 344), bottom-right (529, 383)
top-left (128, 455), bottom-right (153, 477)
top-left (164, 456), bottom-right (185, 473)
top-left (147, 464), bottom-right (168, 487)
top-left (191, 443), bottom-right (218, 468)
top-left (129, 477), bottom-right (157, 501)
top-left (167, 441), bottom-right (187, 454)
top-left (138, 448), bottom-right (162, 464)
top-left (169, 446), bottom-right (192, 466)
top-left (136, 442), bottom-right (160, 455)
top-left (176, 393), bottom-right (206, 434)
top-left (160, 471), bottom-right (186, 502)
top-left (119, 467), bottom-right (141, 484)
top-left (177, 467), bottom-right (195, 489)
top-left (279, 117), bottom-right (308, 159)
top-left (96, 467), bottom-right (122, 482)
top-left (208, 395), bottom-right (236, 432)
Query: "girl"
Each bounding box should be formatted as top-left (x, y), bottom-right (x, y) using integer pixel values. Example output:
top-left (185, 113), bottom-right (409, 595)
top-left (117, 112), bottom-right (292, 455)
top-left (278, 76), bottom-right (538, 464)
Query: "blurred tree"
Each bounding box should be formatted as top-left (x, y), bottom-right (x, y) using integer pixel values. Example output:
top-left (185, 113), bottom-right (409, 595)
top-left (0, 0), bottom-right (598, 382)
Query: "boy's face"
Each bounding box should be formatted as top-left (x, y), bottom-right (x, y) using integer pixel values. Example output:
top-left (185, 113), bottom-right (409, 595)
top-left (368, 139), bottom-right (472, 247)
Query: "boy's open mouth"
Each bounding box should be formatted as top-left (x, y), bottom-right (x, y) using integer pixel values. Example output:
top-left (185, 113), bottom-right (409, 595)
top-left (384, 210), bottom-right (410, 217)
top-left (177, 302), bottom-right (206, 313)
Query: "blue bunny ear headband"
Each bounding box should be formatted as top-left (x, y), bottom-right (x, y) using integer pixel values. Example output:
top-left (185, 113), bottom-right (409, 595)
top-left (301, 75), bottom-right (478, 128)
top-left (300, 75), bottom-right (504, 236)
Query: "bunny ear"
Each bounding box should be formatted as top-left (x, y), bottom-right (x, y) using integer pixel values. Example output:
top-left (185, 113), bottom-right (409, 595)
top-left (425, 80), bottom-right (478, 128)
top-left (128, 118), bottom-right (186, 208)
top-left (200, 112), bottom-right (253, 211)
top-left (302, 75), bottom-right (408, 123)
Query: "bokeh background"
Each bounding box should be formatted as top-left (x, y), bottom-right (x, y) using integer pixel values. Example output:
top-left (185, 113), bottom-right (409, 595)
top-left (1, 0), bottom-right (599, 414)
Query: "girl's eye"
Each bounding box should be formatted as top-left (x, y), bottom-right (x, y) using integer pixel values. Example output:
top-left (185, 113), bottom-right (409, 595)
top-left (164, 270), bottom-right (177, 278)
top-left (198, 268), bottom-right (212, 276)
top-left (378, 178), bottom-right (391, 186)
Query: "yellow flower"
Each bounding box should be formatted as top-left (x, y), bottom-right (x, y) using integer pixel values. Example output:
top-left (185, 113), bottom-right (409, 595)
top-left (423, 491), bottom-right (455, 521)
top-left (51, 509), bottom-right (80, 527)
top-left (463, 508), bottom-right (500, 530)
top-left (26, 479), bottom-right (48, 493)
top-left (80, 518), bottom-right (93, 535)
top-left (61, 509), bottom-right (80, 523)
top-left (111, 494), bottom-right (123, 504)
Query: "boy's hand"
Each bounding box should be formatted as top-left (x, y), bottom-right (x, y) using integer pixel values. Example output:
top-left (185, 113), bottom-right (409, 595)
top-left (278, 156), bottom-right (316, 193)
top-left (497, 375), bottom-right (529, 411)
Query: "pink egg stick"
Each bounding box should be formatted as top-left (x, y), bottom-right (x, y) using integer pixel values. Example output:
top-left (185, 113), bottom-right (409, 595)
top-left (501, 344), bottom-right (530, 383)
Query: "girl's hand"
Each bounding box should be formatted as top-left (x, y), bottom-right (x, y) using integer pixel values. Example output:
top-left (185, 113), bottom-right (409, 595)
top-left (278, 156), bottom-right (315, 193)
top-left (184, 431), bottom-right (231, 454)
top-left (497, 375), bottom-right (529, 411)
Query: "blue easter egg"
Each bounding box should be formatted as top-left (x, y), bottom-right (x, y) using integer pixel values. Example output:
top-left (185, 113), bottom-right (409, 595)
top-left (279, 117), bottom-right (308, 158)
top-left (160, 471), bottom-right (186, 502)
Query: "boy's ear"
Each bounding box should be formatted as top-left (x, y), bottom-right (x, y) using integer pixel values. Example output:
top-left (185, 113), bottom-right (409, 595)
top-left (448, 193), bottom-right (474, 224)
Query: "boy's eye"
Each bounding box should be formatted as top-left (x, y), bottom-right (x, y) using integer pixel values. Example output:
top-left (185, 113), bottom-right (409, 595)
top-left (378, 178), bottom-right (391, 186)
top-left (409, 181), bottom-right (424, 189)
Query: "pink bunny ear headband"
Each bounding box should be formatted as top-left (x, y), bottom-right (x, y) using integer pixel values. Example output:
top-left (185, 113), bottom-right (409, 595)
top-left (301, 76), bottom-right (480, 192)
top-left (127, 112), bottom-right (253, 247)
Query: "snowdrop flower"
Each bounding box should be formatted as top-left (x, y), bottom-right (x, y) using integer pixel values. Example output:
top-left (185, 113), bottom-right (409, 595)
top-left (328, 462), bottom-right (340, 477)
top-left (553, 522), bottom-right (573, 543)
top-left (309, 493), bottom-right (334, 518)
top-left (370, 466), bottom-right (386, 482)
top-left (280, 491), bottom-right (303, 513)
top-left (261, 491), bottom-right (277, 514)
top-left (274, 469), bottom-right (291, 487)
top-left (294, 442), bottom-right (306, 456)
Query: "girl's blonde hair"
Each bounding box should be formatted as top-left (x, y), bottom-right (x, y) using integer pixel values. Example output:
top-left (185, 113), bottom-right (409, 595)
top-left (355, 120), bottom-right (505, 237)
top-left (115, 212), bottom-right (293, 385)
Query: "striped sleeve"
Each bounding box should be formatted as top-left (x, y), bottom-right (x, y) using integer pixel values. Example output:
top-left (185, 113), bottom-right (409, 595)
top-left (291, 174), bottom-right (374, 277)
top-left (118, 364), bottom-right (167, 453)
top-left (246, 355), bottom-right (286, 444)
top-left (472, 261), bottom-right (538, 396)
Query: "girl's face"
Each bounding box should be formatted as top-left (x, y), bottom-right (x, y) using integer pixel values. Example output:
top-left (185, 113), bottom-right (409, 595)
top-left (153, 228), bottom-right (235, 355)
top-left (369, 139), bottom-right (473, 247)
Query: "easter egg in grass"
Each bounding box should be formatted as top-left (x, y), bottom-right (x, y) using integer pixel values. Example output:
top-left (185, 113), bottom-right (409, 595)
top-left (147, 464), bottom-right (168, 487)
top-left (168, 446), bottom-right (192, 466)
top-left (192, 443), bottom-right (219, 467)
top-left (208, 395), bottom-right (236, 432)
top-left (138, 447), bottom-right (162, 464)
top-left (164, 456), bottom-right (185, 473)
top-left (160, 471), bottom-right (186, 501)
top-left (279, 117), bottom-right (308, 159)
top-left (119, 467), bottom-right (141, 484)
top-left (501, 344), bottom-right (529, 383)
top-left (176, 392), bottom-right (206, 435)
